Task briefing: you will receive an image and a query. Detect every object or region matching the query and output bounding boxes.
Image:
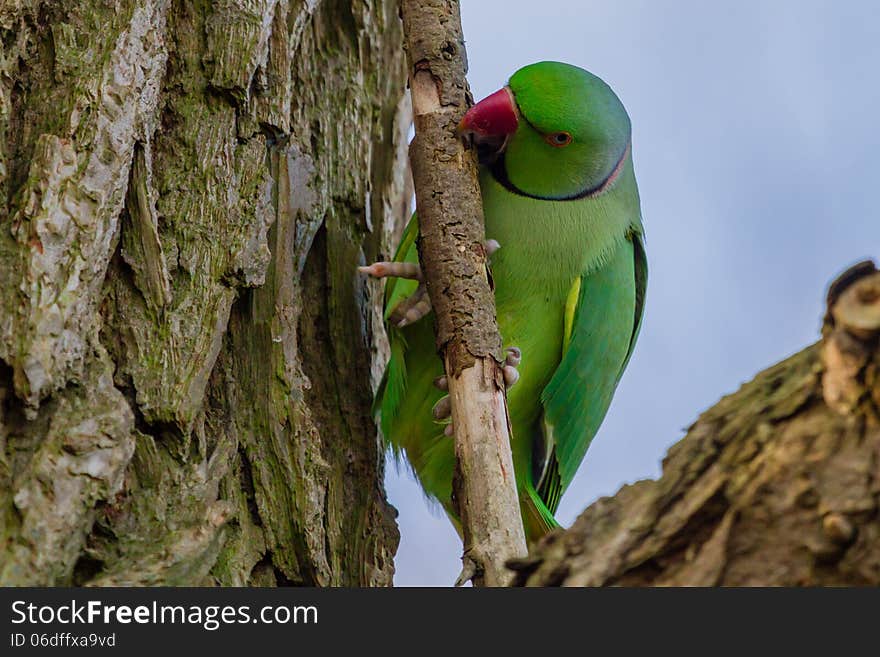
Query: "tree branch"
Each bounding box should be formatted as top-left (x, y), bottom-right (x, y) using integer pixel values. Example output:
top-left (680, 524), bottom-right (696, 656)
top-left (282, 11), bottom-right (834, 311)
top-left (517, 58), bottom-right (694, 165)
top-left (399, 0), bottom-right (527, 586)
top-left (510, 260), bottom-right (880, 587)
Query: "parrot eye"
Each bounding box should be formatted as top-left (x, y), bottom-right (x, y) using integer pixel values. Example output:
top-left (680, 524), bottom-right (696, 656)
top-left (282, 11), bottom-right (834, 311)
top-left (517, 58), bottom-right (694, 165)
top-left (546, 131), bottom-right (572, 147)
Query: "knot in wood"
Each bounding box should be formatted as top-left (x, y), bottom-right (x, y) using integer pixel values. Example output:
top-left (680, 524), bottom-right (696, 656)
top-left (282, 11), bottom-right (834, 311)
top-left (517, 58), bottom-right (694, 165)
top-left (832, 272), bottom-right (880, 339)
top-left (822, 512), bottom-right (856, 545)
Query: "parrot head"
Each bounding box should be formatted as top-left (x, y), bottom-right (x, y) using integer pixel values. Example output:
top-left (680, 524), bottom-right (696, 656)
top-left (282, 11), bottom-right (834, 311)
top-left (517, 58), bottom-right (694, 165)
top-left (458, 61), bottom-right (631, 200)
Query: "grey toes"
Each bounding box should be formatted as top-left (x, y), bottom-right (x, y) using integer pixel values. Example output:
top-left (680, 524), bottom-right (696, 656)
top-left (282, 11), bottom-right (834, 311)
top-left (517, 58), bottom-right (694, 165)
top-left (391, 284), bottom-right (432, 327)
top-left (433, 378), bottom-right (452, 435)
top-left (502, 365), bottom-right (520, 388)
top-left (432, 395), bottom-right (452, 421)
top-left (502, 346), bottom-right (522, 388)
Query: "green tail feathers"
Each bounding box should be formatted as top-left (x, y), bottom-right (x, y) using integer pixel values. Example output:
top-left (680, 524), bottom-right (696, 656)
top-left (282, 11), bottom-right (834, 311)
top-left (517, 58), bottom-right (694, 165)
top-left (523, 485), bottom-right (561, 539)
top-left (376, 331), bottom-right (407, 444)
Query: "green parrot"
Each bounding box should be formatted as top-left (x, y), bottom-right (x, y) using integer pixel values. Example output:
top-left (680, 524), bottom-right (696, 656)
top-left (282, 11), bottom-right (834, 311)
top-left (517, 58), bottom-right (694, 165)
top-left (366, 61), bottom-right (646, 542)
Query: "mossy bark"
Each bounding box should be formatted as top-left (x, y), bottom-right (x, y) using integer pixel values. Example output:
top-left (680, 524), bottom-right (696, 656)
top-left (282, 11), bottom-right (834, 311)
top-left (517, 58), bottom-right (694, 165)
top-left (0, 0), bottom-right (410, 586)
top-left (511, 262), bottom-right (880, 587)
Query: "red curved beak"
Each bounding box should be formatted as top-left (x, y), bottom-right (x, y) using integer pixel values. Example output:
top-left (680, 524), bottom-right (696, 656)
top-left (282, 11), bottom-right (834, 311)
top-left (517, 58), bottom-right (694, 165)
top-left (457, 87), bottom-right (519, 138)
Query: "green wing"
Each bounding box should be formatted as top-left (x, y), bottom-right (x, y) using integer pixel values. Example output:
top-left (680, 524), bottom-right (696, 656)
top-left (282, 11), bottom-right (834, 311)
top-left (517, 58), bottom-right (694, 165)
top-left (534, 230), bottom-right (647, 513)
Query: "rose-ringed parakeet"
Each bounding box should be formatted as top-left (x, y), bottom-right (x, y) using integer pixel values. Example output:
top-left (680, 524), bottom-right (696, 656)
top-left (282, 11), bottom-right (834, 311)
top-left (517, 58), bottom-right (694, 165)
top-left (365, 61), bottom-right (646, 542)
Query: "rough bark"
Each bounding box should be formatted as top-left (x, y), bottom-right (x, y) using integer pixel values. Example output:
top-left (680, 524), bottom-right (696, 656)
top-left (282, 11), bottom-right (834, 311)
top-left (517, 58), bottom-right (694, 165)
top-left (400, 0), bottom-right (527, 587)
top-left (512, 261), bottom-right (880, 587)
top-left (0, 0), bottom-right (410, 586)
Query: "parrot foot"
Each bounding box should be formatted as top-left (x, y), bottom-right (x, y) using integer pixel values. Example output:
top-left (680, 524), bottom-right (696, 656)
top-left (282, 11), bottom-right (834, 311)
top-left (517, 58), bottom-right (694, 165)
top-left (433, 346), bottom-right (522, 438)
top-left (391, 283), bottom-right (432, 327)
top-left (501, 346), bottom-right (521, 387)
top-left (360, 240), bottom-right (500, 328)
top-left (358, 260), bottom-right (431, 327)
top-left (359, 240), bottom-right (499, 284)
top-left (357, 261), bottom-right (423, 280)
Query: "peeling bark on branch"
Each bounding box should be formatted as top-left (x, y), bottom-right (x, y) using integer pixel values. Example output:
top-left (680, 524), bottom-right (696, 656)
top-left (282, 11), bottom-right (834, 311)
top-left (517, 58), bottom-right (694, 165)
top-left (1, 0), bottom-right (409, 586)
top-left (400, 0), bottom-right (527, 586)
top-left (512, 261), bottom-right (880, 587)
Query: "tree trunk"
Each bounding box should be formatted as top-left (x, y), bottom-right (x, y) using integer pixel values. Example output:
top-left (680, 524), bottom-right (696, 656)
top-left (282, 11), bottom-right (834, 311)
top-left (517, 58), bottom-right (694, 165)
top-left (511, 261), bottom-right (880, 587)
top-left (0, 0), bottom-right (410, 586)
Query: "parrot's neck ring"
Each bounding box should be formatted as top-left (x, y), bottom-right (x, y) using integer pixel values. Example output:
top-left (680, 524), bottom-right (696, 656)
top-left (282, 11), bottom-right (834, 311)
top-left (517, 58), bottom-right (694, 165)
top-left (489, 141), bottom-right (630, 202)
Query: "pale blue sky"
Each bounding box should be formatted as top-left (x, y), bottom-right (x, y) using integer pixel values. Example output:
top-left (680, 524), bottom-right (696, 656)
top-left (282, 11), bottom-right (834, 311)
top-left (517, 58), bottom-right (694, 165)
top-left (385, 0), bottom-right (880, 585)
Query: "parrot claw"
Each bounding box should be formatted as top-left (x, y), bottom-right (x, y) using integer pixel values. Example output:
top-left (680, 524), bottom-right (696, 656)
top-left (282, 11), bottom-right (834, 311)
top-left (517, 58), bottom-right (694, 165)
top-left (444, 423), bottom-right (455, 437)
top-left (360, 258), bottom-right (432, 325)
top-left (391, 283), bottom-right (433, 327)
top-left (362, 240), bottom-right (497, 329)
top-left (360, 240), bottom-right (496, 282)
top-left (502, 346), bottom-right (522, 388)
top-left (433, 375), bottom-right (448, 391)
top-left (358, 261), bottom-right (423, 281)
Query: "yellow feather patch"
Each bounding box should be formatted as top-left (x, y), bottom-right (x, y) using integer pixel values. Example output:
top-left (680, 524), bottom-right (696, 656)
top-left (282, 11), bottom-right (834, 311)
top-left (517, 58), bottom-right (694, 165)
top-left (563, 276), bottom-right (581, 353)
